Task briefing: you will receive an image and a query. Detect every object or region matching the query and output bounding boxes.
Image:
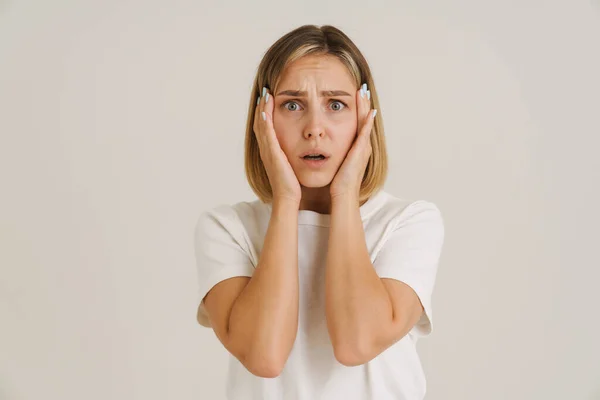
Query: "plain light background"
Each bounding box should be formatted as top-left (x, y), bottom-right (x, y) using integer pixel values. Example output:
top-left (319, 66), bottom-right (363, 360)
top-left (1, 1), bottom-right (599, 399)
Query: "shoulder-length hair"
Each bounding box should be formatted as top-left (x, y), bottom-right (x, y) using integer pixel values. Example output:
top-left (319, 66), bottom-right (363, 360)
top-left (244, 24), bottom-right (388, 204)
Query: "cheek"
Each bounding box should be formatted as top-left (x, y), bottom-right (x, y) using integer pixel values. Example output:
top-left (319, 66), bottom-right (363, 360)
top-left (332, 115), bottom-right (358, 139)
top-left (272, 109), bottom-right (287, 134)
top-left (339, 132), bottom-right (357, 154)
top-left (335, 120), bottom-right (359, 145)
top-left (272, 117), bottom-right (293, 152)
top-left (346, 115), bottom-right (358, 133)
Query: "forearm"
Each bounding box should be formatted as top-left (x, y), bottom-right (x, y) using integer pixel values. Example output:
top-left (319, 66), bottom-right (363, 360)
top-left (325, 194), bottom-right (393, 362)
top-left (229, 198), bottom-right (299, 370)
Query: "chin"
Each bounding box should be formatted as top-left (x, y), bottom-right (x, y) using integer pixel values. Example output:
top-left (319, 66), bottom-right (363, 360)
top-left (297, 173), bottom-right (333, 188)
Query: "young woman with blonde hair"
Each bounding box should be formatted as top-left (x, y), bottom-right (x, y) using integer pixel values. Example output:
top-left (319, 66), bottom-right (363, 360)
top-left (194, 24), bottom-right (445, 400)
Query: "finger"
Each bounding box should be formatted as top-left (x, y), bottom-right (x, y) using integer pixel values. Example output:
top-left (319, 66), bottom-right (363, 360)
top-left (253, 88), bottom-right (262, 139)
top-left (359, 109), bottom-right (376, 146)
top-left (254, 87), bottom-right (279, 155)
top-left (360, 83), bottom-right (370, 124)
top-left (355, 86), bottom-right (367, 144)
top-left (265, 86), bottom-right (274, 115)
top-left (262, 110), bottom-right (274, 147)
top-left (260, 88), bottom-right (278, 149)
top-left (356, 87), bottom-right (363, 130)
top-left (255, 86), bottom-right (271, 150)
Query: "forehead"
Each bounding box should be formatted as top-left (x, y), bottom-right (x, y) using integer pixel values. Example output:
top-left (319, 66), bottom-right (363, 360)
top-left (277, 55), bottom-right (355, 90)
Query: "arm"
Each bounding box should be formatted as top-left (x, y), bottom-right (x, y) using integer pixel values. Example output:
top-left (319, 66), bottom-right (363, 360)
top-left (324, 194), bottom-right (424, 366)
top-left (202, 198), bottom-right (299, 377)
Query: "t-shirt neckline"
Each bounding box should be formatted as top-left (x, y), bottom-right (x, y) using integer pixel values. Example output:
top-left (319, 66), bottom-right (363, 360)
top-left (266, 190), bottom-right (386, 227)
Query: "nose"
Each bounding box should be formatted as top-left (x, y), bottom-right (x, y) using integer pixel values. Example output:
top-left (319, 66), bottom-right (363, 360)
top-left (303, 109), bottom-right (325, 139)
top-left (304, 130), bottom-right (323, 139)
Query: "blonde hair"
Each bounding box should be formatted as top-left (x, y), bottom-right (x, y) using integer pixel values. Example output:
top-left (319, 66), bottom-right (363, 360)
top-left (244, 24), bottom-right (388, 204)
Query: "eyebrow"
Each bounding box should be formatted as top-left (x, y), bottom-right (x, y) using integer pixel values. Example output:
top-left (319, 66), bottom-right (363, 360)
top-left (275, 89), bottom-right (352, 97)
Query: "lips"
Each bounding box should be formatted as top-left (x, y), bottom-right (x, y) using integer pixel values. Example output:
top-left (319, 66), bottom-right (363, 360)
top-left (299, 149), bottom-right (331, 159)
top-left (303, 155), bottom-right (326, 160)
top-left (301, 156), bottom-right (329, 168)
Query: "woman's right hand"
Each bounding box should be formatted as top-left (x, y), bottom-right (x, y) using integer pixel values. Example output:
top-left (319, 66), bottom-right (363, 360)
top-left (253, 87), bottom-right (302, 205)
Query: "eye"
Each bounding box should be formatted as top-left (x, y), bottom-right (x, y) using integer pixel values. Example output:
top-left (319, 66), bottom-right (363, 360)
top-left (281, 99), bottom-right (347, 112)
top-left (283, 101), bottom-right (302, 112)
top-left (330, 100), bottom-right (346, 111)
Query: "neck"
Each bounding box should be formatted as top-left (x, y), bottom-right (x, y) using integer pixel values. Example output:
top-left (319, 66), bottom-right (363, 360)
top-left (298, 186), bottom-right (368, 214)
top-left (299, 186), bottom-right (331, 214)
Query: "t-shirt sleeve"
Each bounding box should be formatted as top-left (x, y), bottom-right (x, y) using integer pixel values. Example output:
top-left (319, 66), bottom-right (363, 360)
top-left (372, 200), bottom-right (445, 338)
top-left (194, 206), bottom-right (256, 328)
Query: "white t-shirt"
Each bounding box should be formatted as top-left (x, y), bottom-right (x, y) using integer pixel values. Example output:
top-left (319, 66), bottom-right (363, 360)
top-left (194, 190), bottom-right (445, 400)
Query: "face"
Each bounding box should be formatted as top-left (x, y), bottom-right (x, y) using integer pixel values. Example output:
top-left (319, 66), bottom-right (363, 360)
top-left (272, 55), bottom-right (358, 192)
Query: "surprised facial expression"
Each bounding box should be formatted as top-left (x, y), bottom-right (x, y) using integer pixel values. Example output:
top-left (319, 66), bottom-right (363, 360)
top-left (272, 54), bottom-right (359, 188)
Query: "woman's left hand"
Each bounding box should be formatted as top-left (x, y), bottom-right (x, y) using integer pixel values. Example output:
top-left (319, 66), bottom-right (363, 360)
top-left (330, 83), bottom-right (377, 200)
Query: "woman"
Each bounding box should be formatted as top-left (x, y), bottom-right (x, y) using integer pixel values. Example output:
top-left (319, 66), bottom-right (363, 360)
top-left (194, 24), bottom-right (445, 400)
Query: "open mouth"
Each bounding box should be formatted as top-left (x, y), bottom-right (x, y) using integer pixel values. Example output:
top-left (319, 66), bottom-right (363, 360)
top-left (302, 154), bottom-right (326, 160)
top-left (301, 153), bottom-right (329, 168)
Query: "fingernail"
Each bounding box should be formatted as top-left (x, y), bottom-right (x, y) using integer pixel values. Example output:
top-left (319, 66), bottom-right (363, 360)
top-left (257, 96), bottom-right (260, 105)
top-left (261, 111), bottom-right (266, 121)
top-left (262, 87), bottom-right (266, 97)
top-left (360, 89), bottom-right (364, 98)
top-left (372, 109), bottom-right (377, 119)
top-left (265, 93), bottom-right (269, 103)
top-left (367, 90), bottom-right (371, 100)
top-left (362, 83), bottom-right (367, 92)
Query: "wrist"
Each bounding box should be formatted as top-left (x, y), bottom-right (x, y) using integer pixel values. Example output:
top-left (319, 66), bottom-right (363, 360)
top-left (272, 196), bottom-right (300, 214)
top-left (330, 192), bottom-right (360, 208)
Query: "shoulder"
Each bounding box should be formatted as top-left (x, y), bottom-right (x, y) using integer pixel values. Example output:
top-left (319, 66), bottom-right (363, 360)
top-left (371, 191), bottom-right (444, 230)
top-left (195, 198), bottom-right (268, 237)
